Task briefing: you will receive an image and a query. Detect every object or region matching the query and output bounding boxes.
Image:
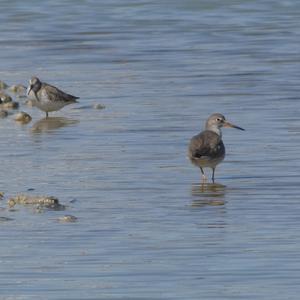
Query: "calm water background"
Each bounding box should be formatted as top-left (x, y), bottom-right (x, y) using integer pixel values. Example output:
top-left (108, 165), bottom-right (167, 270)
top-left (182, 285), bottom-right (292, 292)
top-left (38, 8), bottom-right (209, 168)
top-left (0, 0), bottom-right (300, 299)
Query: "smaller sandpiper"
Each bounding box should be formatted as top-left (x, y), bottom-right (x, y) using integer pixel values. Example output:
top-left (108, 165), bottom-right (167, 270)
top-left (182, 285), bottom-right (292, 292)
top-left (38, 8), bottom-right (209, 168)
top-left (27, 76), bottom-right (79, 118)
top-left (188, 113), bottom-right (244, 184)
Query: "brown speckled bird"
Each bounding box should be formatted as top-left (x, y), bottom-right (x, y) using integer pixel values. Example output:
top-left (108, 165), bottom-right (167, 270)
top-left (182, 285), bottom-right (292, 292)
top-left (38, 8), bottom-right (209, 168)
top-left (27, 76), bottom-right (79, 118)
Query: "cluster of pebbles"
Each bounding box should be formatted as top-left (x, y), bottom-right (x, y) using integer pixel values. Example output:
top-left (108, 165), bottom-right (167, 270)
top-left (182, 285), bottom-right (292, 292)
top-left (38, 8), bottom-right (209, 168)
top-left (0, 80), bottom-right (32, 124)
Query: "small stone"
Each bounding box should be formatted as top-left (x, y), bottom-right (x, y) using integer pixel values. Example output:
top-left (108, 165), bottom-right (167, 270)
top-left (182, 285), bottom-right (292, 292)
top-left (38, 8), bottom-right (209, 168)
top-left (8, 84), bottom-right (26, 95)
top-left (0, 110), bottom-right (8, 118)
top-left (14, 111), bottom-right (32, 124)
top-left (8, 199), bottom-right (16, 208)
top-left (34, 205), bottom-right (45, 214)
top-left (0, 92), bottom-right (12, 103)
top-left (58, 215), bottom-right (78, 223)
top-left (0, 192), bottom-right (4, 199)
top-left (3, 101), bottom-right (19, 109)
top-left (0, 81), bottom-right (8, 90)
top-left (93, 103), bottom-right (106, 110)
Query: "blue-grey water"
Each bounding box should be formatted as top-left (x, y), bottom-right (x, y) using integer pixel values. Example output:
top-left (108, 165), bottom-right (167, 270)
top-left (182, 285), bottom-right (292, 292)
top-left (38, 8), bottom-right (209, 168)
top-left (1, 0), bottom-right (300, 299)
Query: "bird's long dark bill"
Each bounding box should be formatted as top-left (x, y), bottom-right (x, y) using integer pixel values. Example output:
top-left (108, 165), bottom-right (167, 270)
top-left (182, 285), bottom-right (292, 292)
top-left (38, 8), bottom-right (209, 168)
top-left (34, 91), bottom-right (40, 101)
top-left (27, 85), bottom-right (33, 96)
top-left (224, 121), bottom-right (245, 131)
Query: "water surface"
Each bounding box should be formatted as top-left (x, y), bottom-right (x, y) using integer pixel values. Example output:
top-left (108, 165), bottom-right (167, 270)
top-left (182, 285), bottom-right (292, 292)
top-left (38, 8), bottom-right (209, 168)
top-left (1, 1), bottom-right (300, 299)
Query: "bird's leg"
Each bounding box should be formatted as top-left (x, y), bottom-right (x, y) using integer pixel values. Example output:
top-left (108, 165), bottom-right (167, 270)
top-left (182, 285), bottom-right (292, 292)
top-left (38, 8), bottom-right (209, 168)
top-left (212, 168), bottom-right (216, 184)
top-left (200, 167), bottom-right (207, 184)
top-left (46, 112), bottom-right (48, 118)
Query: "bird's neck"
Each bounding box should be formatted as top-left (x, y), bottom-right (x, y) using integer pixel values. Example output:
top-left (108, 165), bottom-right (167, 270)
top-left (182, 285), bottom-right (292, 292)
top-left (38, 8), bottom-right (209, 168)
top-left (206, 125), bottom-right (222, 137)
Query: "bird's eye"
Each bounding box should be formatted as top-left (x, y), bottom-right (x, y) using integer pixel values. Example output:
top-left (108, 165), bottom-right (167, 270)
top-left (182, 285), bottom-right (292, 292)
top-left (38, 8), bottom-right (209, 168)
top-left (216, 118), bottom-right (221, 121)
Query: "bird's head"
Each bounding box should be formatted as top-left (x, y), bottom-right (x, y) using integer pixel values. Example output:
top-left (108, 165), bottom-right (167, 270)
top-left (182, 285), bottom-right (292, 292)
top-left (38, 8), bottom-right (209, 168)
top-left (206, 113), bottom-right (244, 134)
top-left (27, 76), bottom-right (41, 96)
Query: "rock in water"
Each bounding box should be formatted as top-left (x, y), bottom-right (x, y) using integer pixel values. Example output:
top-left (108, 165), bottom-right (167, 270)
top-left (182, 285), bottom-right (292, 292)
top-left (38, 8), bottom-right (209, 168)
top-left (0, 110), bottom-right (8, 118)
top-left (58, 215), bottom-right (78, 223)
top-left (8, 194), bottom-right (64, 210)
top-left (8, 84), bottom-right (26, 95)
top-left (2, 101), bottom-right (19, 109)
top-left (14, 111), bottom-right (32, 124)
top-left (93, 103), bottom-right (106, 110)
top-left (0, 81), bottom-right (8, 90)
top-left (0, 92), bottom-right (12, 103)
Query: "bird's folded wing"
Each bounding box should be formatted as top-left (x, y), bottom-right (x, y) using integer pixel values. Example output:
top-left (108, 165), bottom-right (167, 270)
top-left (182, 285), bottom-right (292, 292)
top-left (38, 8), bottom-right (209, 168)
top-left (189, 131), bottom-right (221, 158)
top-left (44, 84), bottom-right (79, 103)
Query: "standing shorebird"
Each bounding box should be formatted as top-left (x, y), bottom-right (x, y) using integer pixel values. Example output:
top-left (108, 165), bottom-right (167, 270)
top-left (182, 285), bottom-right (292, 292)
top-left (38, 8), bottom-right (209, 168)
top-left (188, 113), bottom-right (244, 184)
top-left (26, 76), bottom-right (79, 118)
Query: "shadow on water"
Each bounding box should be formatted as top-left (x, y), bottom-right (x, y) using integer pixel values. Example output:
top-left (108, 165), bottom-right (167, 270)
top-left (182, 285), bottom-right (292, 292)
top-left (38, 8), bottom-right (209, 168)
top-left (31, 117), bottom-right (79, 134)
top-left (190, 183), bottom-right (227, 207)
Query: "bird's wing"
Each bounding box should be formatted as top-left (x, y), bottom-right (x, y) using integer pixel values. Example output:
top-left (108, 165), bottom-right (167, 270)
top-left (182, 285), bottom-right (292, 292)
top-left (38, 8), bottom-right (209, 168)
top-left (43, 83), bottom-right (79, 103)
top-left (189, 131), bottom-right (224, 159)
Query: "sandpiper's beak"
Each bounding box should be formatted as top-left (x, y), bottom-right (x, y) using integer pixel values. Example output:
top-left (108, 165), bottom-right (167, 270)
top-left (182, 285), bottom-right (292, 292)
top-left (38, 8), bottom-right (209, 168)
top-left (27, 84), bottom-right (33, 96)
top-left (223, 121), bottom-right (245, 131)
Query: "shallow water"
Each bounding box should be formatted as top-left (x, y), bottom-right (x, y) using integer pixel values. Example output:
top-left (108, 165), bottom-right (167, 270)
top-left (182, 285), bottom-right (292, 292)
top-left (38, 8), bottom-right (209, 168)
top-left (1, 0), bottom-right (300, 299)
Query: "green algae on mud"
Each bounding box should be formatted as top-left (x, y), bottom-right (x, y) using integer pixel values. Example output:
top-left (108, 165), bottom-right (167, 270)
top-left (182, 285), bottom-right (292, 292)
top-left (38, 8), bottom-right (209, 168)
top-left (8, 194), bottom-right (65, 210)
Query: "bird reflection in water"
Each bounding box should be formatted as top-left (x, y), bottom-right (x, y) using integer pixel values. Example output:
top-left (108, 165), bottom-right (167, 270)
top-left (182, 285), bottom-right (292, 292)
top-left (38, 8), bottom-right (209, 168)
top-left (31, 117), bottom-right (79, 134)
top-left (191, 183), bottom-right (226, 208)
